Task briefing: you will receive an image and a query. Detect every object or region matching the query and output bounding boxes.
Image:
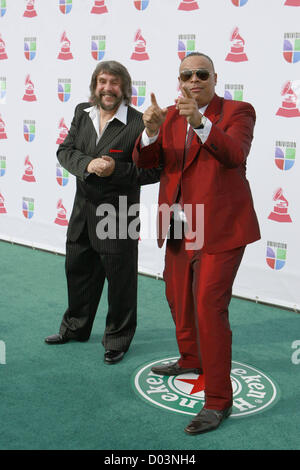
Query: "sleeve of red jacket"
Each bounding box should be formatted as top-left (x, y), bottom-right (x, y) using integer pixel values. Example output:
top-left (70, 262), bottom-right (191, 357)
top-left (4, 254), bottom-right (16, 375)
top-left (133, 132), bottom-right (163, 169)
top-left (203, 101), bottom-right (256, 169)
top-left (133, 101), bottom-right (256, 170)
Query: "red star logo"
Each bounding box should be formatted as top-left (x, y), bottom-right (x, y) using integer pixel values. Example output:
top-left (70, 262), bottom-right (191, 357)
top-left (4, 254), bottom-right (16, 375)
top-left (177, 374), bottom-right (205, 395)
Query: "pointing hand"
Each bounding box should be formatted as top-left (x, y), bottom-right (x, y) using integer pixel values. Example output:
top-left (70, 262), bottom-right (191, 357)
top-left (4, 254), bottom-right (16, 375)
top-left (175, 86), bottom-right (203, 128)
top-left (143, 93), bottom-right (168, 137)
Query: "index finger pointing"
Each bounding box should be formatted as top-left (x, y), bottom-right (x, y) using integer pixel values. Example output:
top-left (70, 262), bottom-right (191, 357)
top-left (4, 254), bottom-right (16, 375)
top-left (150, 92), bottom-right (159, 107)
top-left (182, 86), bottom-right (193, 99)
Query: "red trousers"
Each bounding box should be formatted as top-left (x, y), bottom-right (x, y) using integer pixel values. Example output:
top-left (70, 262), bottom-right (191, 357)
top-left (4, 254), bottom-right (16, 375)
top-left (163, 235), bottom-right (245, 410)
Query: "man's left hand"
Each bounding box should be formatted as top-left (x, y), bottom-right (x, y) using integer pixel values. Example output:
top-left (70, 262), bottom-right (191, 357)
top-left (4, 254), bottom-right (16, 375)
top-left (175, 86), bottom-right (202, 128)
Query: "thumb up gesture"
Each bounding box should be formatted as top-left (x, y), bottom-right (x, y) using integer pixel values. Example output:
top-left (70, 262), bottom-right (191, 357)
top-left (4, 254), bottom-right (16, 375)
top-left (143, 93), bottom-right (168, 137)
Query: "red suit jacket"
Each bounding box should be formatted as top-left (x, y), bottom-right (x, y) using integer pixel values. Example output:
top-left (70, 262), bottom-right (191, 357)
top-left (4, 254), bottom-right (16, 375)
top-left (133, 94), bottom-right (260, 253)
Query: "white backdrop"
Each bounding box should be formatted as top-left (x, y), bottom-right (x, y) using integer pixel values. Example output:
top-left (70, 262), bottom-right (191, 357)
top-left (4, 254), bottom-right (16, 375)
top-left (0, 0), bottom-right (299, 311)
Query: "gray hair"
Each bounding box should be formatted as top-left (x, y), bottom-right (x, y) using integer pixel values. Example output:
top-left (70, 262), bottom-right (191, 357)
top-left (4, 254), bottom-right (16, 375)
top-left (89, 60), bottom-right (132, 105)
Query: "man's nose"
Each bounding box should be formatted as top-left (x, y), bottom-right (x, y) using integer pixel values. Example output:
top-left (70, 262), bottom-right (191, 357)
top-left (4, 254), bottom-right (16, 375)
top-left (102, 81), bottom-right (114, 91)
top-left (190, 71), bottom-right (200, 81)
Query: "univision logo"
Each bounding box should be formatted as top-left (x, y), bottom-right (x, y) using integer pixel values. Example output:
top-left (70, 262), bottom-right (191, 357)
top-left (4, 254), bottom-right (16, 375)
top-left (275, 141), bottom-right (296, 171)
top-left (178, 34), bottom-right (196, 60)
top-left (133, 358), bottom-right (280, 417)
top-left (231, 0), bottom-right (248, 6)
top-left (0, 156), bottom-right (6, 177)
top-left (132, 81), bottom-right (146, 107)
top-left (23, 120), bottom-right (35, 142)
top-left (58, 79), bottom-right (71, 102)
top-left (91, 35), bottom-right (105, 61)
top-left (59, 0), bottom-right (72, 14)
top-left (0, 77), bottom-right (6, 103)
top-left (56, 163), bottom-right (69, 186)
top-left (22, 197), bottom-right (34, 219)
top-left (24, 37), bottom-right (37, 61)
top-left (266, 241), bottom-right (287, 270)
top-left (283, 33), bottom-right (300, 63)
top-left (224, 84), bottom-right (244, 101)
top-left (0, 0), bottom-right (7, 17)
top-left (134, 0), bottom-right (149, 10)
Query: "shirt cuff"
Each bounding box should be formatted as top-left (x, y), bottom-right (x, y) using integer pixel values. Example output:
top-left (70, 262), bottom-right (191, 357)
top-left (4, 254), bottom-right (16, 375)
top-left (141, 129), bottom-right (159, 148)
top-left (193, 117), bottom-right (212, 144)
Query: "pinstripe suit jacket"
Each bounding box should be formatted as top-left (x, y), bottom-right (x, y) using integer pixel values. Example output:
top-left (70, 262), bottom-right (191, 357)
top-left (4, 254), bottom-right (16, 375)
top-left (57, 102), bottom-right (160, 253)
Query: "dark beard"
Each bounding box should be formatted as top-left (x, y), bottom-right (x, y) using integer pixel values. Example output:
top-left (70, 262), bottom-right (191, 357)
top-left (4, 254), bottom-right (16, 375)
top-left (94, 93), bottom-right (123, 111)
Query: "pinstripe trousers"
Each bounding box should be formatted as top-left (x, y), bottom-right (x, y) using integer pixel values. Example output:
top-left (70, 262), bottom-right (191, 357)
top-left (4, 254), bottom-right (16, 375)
top-left (59, 224), bottom-right (138, 352)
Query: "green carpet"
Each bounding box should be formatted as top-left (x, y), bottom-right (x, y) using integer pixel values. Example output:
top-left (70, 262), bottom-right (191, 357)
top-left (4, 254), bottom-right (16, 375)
top-left (0, 240), bottom-right (299, 450)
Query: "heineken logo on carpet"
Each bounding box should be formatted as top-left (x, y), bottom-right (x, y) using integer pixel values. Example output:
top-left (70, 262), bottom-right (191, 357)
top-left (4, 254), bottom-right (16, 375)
top-left (132, 357), bottom-right (280, 417)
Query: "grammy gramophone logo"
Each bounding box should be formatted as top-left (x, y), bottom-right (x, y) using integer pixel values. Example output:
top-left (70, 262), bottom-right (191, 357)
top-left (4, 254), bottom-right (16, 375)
top-left (0, 114), bottom-right (7, 139)
top-left (56, 118), bottom-right (69, 145)
top-left (91, 0), bottom-right (108, 14)
top-left (225, 27), bottom-right (248, 62)
top-left (23, 0), bottom-right (37, 17)
top-left (22, 75), bottom-right (37, 102)
top-left (57, 32), bottom-right (73, 60)
top-left (0, 191), bottom-right (7, 214)
top-left (284, 0), bottom-right (300, 6)
top-left (178, 0), bottom-right (199, 10)
top-left (54, 199), bottom-right (68, 226)
top-left (131, 29), bottom-right (149, 61)
top-left (0, 33), bottom-right (8, 60)
top-left (22, 155), bottom-right (36, 182)
top-left (276, 81), bottom-right (300, 117)
top-left (268, 188), bottom-right (292, 223)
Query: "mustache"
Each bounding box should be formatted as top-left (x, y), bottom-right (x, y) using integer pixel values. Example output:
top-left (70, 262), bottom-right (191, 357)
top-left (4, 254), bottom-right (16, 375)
top-left (100, 92), bottom-right (118, 98)
top-left (94, 92), bottom-right (123, 110)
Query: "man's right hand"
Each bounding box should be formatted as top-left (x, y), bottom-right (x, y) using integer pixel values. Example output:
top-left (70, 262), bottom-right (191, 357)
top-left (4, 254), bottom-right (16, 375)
top-left (143, 93), bottom-right (168, 137)
top-left (87, 156), bottom-right (115, 177)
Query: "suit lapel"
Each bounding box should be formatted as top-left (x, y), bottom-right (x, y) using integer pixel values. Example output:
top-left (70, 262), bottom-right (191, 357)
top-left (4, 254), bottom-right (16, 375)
top-left (95, 119), bottom-right (125, 154)
top-left (82, 106), bottom-right (127, 156)
top-left (172, 112), bottom-right (188, 171)
top-left (80, 113), bottom-right (98, 155)
top-left (184, 94), bottom-right (223, 170)
top-left (203, 94), bottom-right (223, 124)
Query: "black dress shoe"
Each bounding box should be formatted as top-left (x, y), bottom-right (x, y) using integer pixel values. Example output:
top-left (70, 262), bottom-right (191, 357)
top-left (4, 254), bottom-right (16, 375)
top-left (104, 350), bottom-right (125, 364)
top-left (151, 361), bottom-right (202, 376)
top-left (44, 334), bottom-right (69, 345)
top-left (184, 406), bottom-right (232, 435)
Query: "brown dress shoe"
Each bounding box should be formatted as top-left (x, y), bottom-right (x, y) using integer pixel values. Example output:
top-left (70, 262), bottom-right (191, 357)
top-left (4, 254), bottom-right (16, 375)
top-left (151, 361), bottom-right (202, 376)
top-left (184, 406), bottom-right (232, 435)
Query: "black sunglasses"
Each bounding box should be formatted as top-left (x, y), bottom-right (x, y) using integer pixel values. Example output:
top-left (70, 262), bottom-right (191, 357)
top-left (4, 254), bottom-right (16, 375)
top-left (180, 69), bottom-right (212, 82)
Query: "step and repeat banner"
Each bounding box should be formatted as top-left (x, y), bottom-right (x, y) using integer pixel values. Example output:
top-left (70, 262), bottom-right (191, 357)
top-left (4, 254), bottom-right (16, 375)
top-left (0, 0), bottom-right (299, 310)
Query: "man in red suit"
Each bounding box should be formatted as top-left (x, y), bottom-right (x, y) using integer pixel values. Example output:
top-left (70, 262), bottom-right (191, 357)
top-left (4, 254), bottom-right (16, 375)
top-left (133, 52), bottom-right (260, 434)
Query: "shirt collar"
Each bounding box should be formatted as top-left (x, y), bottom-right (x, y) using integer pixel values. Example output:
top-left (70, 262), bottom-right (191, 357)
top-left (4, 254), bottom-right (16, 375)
top-left (84, 100), bottom-right (128, 125)
top-left (84, 100), bottom-right (128, 143)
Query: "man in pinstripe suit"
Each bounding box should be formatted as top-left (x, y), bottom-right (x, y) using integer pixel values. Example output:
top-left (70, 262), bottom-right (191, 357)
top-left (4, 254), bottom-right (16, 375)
top-left (45, 61), bottom-right (160, 364)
